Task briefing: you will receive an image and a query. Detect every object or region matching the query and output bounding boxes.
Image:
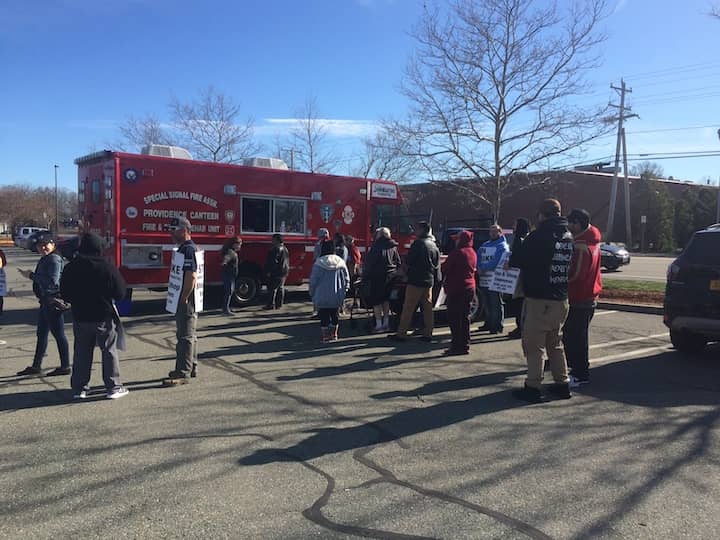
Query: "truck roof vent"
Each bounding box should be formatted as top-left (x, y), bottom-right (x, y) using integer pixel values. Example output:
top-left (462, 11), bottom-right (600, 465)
top-left (242, 157), bottom-right (289, 170)
top-left (141, 145), bottom-right (193, 160)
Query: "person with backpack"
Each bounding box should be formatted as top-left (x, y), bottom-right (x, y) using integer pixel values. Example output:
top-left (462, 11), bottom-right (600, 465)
top-left (264, 234), bottom-right (290, 310)
top-left (309, 240), bottom-right (349, 342)
top-left (60, 233), bottom-right (129, 400)
top-left (16, 233), bottom-right (71, 376)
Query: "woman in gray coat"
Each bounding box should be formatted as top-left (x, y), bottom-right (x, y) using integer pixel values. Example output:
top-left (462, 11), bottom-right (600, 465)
top-left (309, 241), bottom-right (349, 342)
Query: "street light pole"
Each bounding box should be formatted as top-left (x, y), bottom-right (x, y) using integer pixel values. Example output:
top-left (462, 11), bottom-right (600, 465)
top-left (54, 164), bottom-right (59, 233)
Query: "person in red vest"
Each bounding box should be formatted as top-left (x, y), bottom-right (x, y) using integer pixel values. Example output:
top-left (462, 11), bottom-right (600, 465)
top-left (563, 208), bottom-right (602, 388)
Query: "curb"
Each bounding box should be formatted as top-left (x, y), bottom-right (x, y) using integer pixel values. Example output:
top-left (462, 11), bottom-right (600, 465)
top-left (597, 301), bottom-right (663, 315)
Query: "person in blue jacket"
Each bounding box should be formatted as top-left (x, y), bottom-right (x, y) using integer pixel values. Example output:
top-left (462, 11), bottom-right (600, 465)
top-left (477, 224), bottom-right (509, 334)
top-left (309, 240), bottom-right (349, 342)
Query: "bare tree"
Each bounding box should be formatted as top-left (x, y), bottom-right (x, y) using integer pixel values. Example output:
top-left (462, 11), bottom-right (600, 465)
top-left (171, 86), bottom-right (259, 163)
top-left (289, 96), bottom-right (337, 173)
top-left (389, 0), bottom-right (610, 219)
top-left (0, 185), bottom-right (76, 231)
top-left (630, 161), bottom-right (664, 179)
top-left (352, 129), bottom-right (419, 182)
top-left (115, 114), bottom-right (175, 151)
top-left (711, 3), bottom-right (720, 18)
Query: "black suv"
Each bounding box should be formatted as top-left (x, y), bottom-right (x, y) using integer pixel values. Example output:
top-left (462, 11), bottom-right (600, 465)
top-left (664, 224), bottom-right (720, 353)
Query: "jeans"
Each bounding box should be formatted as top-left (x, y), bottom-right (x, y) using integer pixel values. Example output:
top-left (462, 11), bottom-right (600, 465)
top-left (562, 304), bottom-right (595, 380)
top-left (32, 303), bottom-right (70, 369)
top-left (222, 271), bottom-right (236, 313)
top-left (71, 318), bottom-right (122, 392)
top-left (318, 308), bottom-right (339, 327)
top-left (446, 289), bottom-right (473, 353)
top-left (481, 287), bottom-right (504, 332)
top-left (175, 299), bottom-right (198, 375)
top-left (268, 277), bottom-right (286, 308)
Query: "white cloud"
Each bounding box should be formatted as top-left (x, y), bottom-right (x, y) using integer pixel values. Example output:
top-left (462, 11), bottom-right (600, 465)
top-left (612, 0), bottom-right (629, 15)
top-left (257, 118), bottom-right (380, 138)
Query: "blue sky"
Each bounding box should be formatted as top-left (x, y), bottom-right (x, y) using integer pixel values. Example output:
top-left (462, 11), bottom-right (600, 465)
top-left (1, 0), bottom-right (719, 192)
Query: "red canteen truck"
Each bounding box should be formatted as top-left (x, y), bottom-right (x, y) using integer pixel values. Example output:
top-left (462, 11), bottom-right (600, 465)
top-left (74, 149), bottom-right (411, 310)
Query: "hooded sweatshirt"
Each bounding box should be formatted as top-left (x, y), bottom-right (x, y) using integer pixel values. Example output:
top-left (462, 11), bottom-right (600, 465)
top-left (309, 254), bottom-right (350, 309)
top-left (477, 235), bottom-right (509, 273)
top-left (363, 236), bottom-right (401, 282)
top-left (406, 233), bottom-right (440, 288)
top-left (512, 216), bottom-right (573, 301)
top-left (568, 225), bottom-right (603, 305)
top-left (443, 230), bottom-right (477, 296)
top-left (60, 234), bottom-right (127, 322)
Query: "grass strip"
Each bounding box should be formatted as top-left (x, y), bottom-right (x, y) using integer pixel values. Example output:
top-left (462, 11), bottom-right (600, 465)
top-left (602, 278), bottom-right (665, 294)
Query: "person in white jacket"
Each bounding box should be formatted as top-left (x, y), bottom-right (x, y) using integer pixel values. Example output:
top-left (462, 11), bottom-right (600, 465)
top-left (309, 241), bottom-right (349, 342)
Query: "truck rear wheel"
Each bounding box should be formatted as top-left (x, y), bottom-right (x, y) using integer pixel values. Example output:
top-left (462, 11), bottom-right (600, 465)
top-left (670, 329), bottom-right (707, 354)
top-left (233, 276), bottom-right (258, 304)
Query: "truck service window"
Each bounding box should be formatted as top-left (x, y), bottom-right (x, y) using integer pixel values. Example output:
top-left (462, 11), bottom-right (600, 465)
top-left (241, 198), bottom-right (271, 232)
top-left (241, 197), bottom-right (306, 234)
top-left (373, 204), bottom-right (396, 232)
top-left (274, 199), bottom-right (305, 234)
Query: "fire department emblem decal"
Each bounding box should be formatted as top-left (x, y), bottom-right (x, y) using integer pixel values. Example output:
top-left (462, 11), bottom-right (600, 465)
top-left (225, 210), bottom-right (235, 223)
top-left (342, 205), bottom-right (355, 225)
top-left (125, 206), bottom-right (138, 219)
top-left (123, 168), bottom-right (139, 183)
top-left (320, 204), bottom-right (333, 224)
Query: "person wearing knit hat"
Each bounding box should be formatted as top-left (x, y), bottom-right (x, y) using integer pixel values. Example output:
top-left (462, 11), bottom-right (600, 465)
top-left (60, 233), bottom-right (129, 399)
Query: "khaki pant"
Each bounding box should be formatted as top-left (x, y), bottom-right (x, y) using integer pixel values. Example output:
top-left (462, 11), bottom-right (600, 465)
top-left (521, 297), bottom-right (570, 388)
top-left (396, 285), bottom-right (434, 338)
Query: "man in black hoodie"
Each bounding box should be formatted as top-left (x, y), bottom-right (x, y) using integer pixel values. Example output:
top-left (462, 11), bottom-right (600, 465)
top-left (264, 233), bottom-right (290, 310)
top-left (60, 233), bottom-right (129, 400)
top-left (389, 221), bottom-right (440, 341)
top-left (511, 199), bottom-right (574, 403)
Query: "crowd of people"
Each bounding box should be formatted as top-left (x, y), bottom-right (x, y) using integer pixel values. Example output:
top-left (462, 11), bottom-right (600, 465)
top-left (5, 196), bottom-right (603, 404)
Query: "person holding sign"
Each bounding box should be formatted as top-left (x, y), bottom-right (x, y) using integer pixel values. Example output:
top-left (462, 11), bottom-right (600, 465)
top-left (477, 224), bottom-right (508, 334)
top-left (164, 217), bottom-right (199, 385)
top-left (511, 199), bottom-right (574, 403)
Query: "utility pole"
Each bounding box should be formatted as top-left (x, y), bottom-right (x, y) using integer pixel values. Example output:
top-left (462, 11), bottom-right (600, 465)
top-left (606, 79), bottom-right (638, 242)
top-left (621, 127), bottom-right (632, 245)
top-left (281, 147), bottom-right (298, 170)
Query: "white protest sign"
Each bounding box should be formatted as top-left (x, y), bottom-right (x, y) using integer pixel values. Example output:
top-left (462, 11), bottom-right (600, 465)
top-left (193, 250), bottom-right (204, 313)
top-left (166, 250), bottom-right (205, 314)
top-left (477, 245), bottom-right (497, 288)
top-left (0, 268), bottom-right (7, 296)
top-left (166, 251), bottom-right (185, 314)
top-left (489, 251), bottom-right (520, 294)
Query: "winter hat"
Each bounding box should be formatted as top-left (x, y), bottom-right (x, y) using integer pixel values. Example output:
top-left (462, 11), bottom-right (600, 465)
top-left (78, 233), bottom-right (105, 256)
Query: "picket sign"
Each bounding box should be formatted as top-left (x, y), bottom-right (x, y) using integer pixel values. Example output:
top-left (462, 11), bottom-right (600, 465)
top-left (0, 268), bottom-right (6, 297)
top-left (489, 251), bottom-right (520, 295)
top-left (166, 250), bottom-right (205, 314)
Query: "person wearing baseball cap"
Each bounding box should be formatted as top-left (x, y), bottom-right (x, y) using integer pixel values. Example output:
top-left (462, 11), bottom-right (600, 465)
top-left (164, 216), bottom-right (199, 385)
top-left (16, 233), bottom-right (71, 377)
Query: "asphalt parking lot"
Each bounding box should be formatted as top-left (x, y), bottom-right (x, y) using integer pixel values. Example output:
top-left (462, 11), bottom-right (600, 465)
top-left (1, 247), bottom-right (718, 539)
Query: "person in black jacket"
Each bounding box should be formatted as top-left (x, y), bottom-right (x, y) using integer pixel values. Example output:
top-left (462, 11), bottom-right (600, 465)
top-left (511, 199), bottom-right (574, 403)
top-left (220, 235), bottom-right (242, 316)
top-left (264, 233), bottom-right (290, 310)
top-left (16, 234), bottom-right (71, 377)
top-left (60, 233), bottom-right (129, 400)
top-left (389, 221), bottom-right (440, 341)
top-left (362, 227), bottom-right (401, 332)
top-left (507, 217), bottom-right (530, 339)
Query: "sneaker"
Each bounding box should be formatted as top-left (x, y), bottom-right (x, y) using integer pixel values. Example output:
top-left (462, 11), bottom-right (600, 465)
top-left (568, 374), bottom-right (589, 388)
top-left (107, 387), bottom-right (129, 399)
top-left (46, 367), bottom-right (71, 377)
top-left (72, 390), bottom-right (87, 400)
top-left (547, 383), bottom-right (572, 399)
top-left (513, 384), bottom-right (547, 404)
top-left (16, 366), bottom-right (42, 376)
top-left (168, 370), bottom-right (186, 378)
